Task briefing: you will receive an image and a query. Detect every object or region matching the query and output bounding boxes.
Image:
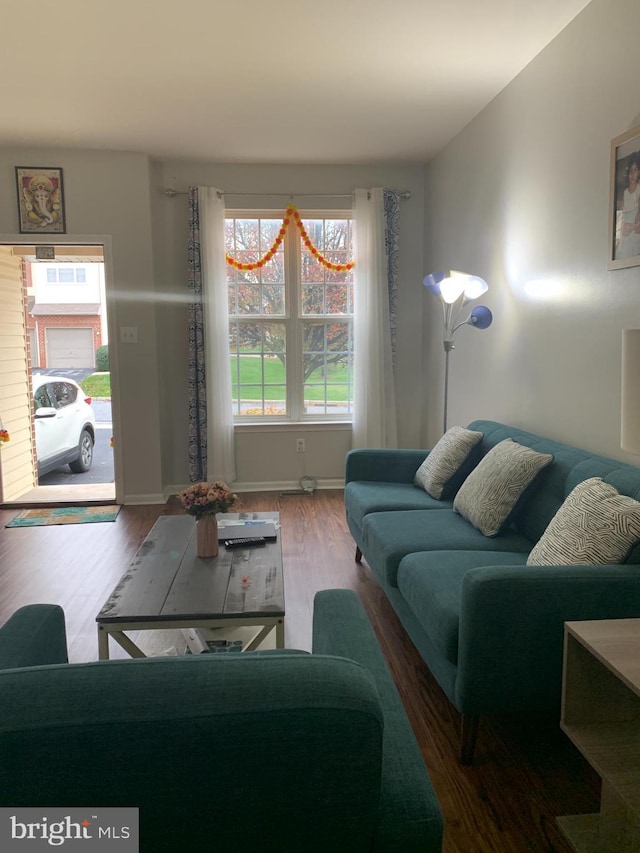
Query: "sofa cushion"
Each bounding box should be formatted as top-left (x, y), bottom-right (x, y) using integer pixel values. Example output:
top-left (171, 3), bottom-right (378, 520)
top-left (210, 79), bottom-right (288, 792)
top-left (414, 426), bottom-right (483, 499)
top-left (527, 477), bottom-right (640, 566)
top-left (453, 439), bottom-right (553, 537)
top-left (397, 550), bottom-right (529, 665)
top-left (345, 481), bottom-right (450, 530)
top-left (361, 509), bottom-right (532, 587)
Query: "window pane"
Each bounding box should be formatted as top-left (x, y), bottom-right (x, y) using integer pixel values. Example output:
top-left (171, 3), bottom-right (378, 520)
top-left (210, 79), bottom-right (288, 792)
top-left (46, 269), bottom-right (56, 283)
top-left (260, 219), bottom-right (281, 249)
top-left (325, 285), bottom-right (348, 315)
top-left (76, 268), bottom-right (86, 283)
top-left (227, 215), bottom-right (286, 319)
top-left (302, 320), bottom-right (353, 415)
top-left (262, 284), bottom-right (285, 315)
top-left (234, 219), bottom-right (260, 251)
top-left (58, 268), bottom-right (74, 283)
top-left (237, 285), bottom-right (261, 314)
top-left (302, 284), bottom-right (324, 314)
top-left (229, 321), bottom-right (286, 417)
top-left (300, 217), bottom-right (353, 317)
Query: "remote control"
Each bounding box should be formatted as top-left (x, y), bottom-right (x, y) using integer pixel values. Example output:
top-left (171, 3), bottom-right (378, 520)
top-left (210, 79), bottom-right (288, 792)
top-left (224, 537), bottom-right (266, 549)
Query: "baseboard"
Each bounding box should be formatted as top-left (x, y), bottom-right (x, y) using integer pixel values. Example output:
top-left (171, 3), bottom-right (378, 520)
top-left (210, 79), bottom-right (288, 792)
top-left (164, 478), bottom-right (344, 500)
top-left (123, 493), bottom-right (167, 505)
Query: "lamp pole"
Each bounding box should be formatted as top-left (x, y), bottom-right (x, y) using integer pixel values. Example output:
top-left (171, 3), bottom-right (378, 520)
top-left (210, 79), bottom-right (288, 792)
top-left (443, 340), bottom-right (454, 434)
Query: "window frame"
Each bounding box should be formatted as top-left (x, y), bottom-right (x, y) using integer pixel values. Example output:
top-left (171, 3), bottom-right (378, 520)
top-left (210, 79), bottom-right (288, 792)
top-left (226, 208), bottom-right (354, 425)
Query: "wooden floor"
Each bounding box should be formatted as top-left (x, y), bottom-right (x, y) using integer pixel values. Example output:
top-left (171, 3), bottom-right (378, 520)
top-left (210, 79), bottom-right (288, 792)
top-left (0, 490), bottom-right (599, 852)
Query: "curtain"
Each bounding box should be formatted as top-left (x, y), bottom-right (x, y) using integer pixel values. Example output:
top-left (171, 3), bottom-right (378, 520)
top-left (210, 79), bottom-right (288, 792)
top-left (352, 188), bottom-right (399, 449)
top-left (187, 186), bottom-right (236, 483)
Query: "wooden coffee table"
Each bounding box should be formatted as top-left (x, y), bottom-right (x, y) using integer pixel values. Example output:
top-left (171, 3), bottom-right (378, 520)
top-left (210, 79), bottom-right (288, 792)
top-left (96, 512), bottom-right (284, 660)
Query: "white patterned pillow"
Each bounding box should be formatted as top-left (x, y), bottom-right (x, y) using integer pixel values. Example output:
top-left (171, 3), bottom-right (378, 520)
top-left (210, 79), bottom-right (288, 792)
top-left (414, 426), bottom-right (483, 499)
top-left (453, 438), bottom-right (553, 537)
top-left (527, 477), bottom-right (640, 566)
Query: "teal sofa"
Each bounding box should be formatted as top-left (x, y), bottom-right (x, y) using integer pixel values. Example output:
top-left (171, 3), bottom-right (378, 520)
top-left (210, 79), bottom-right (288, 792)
top-left (345, 420), bottom-right (640, 762)
top-left (0, 592), bottom-right (443, 853)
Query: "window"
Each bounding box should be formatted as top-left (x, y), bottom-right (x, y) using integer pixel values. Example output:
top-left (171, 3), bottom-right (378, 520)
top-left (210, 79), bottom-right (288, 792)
top-left (225, 212), bottom-right (354, 422)
top-left (49, 381), bottom-right (77, 408)
top-left (45, 266), bottom-right (87, 283)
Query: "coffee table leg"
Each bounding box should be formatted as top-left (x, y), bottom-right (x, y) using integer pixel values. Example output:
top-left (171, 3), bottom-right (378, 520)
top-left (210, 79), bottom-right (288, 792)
top-left (98, 624), bottom-right (109, 660)
top-left (276, 617), bottom-right (285, 649)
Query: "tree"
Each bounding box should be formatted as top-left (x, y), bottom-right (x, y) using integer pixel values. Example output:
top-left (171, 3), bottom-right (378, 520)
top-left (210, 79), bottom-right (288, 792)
top-left (226, 216), bottom-right (353, 382)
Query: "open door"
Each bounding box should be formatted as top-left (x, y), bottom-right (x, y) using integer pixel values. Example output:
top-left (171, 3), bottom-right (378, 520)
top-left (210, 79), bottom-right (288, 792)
top-left (0, 243), bottom-right (116, 506)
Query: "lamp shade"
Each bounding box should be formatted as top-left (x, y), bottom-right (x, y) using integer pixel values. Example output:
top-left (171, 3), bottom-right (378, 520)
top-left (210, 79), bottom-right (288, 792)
top-left (469, 305), bottom-right (493, 330)
top-left (423, 271), bottom-right (488, 304)
top-left (621, 329), bottom-right (640, 454)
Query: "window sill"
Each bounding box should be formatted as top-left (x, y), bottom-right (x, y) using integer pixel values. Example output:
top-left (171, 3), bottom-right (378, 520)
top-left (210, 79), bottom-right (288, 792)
top-left (234, 421), bottom-right (352, 434)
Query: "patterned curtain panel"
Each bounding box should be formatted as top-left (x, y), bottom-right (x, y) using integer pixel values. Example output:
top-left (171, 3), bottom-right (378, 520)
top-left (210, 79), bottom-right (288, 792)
top-left (383, 189), bottom-right (401, 372)
top-left (187, 187), bottom-right (207, 482)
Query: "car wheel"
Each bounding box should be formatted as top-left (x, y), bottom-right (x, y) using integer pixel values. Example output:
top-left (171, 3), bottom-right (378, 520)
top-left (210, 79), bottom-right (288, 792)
top-left (69, 429), bottom-right (94, 473)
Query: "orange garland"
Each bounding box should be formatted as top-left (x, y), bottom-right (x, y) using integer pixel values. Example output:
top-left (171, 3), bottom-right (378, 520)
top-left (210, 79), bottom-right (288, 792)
top-left (225, 205), bottom-right (355, 272)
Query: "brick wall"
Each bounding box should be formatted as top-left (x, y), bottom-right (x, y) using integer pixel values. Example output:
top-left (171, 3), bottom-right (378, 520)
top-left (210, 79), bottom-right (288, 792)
top-left (32, 314), bottom-right (102, 368)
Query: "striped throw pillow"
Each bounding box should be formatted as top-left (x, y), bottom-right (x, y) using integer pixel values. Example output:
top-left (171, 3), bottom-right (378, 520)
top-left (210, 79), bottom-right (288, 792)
top-left (414, 426), bottom-right (483, 499)
top-left (453, 438), bottom-right (553, 537)
top-left (527, 477), bottom-right (640, 566)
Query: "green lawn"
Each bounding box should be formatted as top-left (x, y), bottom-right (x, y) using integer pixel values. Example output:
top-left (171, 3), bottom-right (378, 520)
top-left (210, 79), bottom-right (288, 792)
top-left (232, 356), bottom-right (350, 401)
top-left (80, 357), bottom-right (351, 402)
top-left (81, 373), bottom-right (111, 397)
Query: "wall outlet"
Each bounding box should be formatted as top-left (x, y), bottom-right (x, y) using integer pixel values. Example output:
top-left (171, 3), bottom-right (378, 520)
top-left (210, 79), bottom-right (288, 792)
top-left (296, 438), bottom-right (306, 453)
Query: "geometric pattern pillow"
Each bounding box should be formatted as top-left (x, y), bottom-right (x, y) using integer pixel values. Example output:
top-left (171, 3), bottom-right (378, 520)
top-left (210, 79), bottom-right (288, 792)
top-left (527, 477), bottom-right (640, 566)
top-left (453, 438), bottom-right (553, 537)
top-left (414, 425), bottom-right (483, 499)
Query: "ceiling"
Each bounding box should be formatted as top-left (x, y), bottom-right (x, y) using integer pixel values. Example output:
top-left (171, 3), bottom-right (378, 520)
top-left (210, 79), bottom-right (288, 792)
top-left (2, 0), bottom-right (592, 166)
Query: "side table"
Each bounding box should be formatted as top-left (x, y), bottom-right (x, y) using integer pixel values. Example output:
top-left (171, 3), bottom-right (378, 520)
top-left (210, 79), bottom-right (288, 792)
top-left (558, 618), bottom-right (640, 852)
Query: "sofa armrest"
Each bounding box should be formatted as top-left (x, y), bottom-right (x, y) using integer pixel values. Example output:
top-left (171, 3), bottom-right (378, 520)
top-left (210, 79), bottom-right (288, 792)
top-left (345, 449), bottom-right (428, 485)
top-left (0, 604), bottom-right (68, 669)
top-left (456, 564), bottom-right (640, 715)
top-left (313, 589), bottom-right (443, 853)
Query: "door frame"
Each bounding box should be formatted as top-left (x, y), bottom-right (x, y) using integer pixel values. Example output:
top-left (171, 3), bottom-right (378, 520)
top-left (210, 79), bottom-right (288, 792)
top-left (0, 233), bottom-right (123, 505)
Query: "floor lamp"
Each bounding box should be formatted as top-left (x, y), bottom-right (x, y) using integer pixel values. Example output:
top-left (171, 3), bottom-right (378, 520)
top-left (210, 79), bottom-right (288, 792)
top-left (424, 271), bottom-right (493, 434)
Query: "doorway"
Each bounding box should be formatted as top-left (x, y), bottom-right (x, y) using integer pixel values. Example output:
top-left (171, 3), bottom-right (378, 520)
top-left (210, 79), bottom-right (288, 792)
top-left (0, 242), bottom-right (117, 506)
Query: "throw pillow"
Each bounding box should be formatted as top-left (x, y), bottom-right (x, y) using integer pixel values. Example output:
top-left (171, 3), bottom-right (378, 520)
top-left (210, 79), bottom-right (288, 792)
top-left (414, 426), bottom-right (484, 500)
top-left (527, 477), bottom-right (640, 566)
top-left (453, 438), bottom-right (553, 537)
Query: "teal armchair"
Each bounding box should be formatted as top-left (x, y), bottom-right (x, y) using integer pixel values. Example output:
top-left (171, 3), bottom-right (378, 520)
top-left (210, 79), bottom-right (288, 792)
top-left (0, 594), bottom-right (443, 852)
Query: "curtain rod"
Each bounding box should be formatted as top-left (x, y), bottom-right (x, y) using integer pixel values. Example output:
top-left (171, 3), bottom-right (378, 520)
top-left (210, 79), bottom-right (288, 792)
top-left (163, 188), bottom-right (411, 200)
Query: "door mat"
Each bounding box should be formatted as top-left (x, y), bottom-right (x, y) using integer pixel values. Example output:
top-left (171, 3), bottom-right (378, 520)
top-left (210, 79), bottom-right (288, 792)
top-left (6, 505), bottom-right (121, 527)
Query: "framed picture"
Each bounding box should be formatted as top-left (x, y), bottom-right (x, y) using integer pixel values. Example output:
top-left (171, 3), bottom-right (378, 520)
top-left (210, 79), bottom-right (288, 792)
top-left (15, 166), bottom-right (66, 234)
top-left (609, 127), bottom-right (640, 270)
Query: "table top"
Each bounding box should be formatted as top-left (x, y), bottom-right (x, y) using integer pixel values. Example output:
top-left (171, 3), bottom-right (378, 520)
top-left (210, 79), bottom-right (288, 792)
top-left (96, 512), bottom-right (284, 624)
top-left (565, 618), bottom-right (640, 697)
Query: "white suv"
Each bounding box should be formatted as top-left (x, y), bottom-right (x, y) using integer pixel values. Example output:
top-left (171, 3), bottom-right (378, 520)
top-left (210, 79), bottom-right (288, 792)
top-left (32, 374), bottom-right (97, 476)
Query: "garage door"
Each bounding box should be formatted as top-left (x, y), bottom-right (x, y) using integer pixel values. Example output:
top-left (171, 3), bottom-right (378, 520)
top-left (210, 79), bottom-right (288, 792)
top-left (46, 328), bottom-right (95, 368)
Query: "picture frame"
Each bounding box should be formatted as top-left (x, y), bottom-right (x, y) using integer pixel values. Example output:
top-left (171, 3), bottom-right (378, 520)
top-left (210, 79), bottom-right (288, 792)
top-left (15, 166), bottom-right (66, 234)
top-left (608, 127), bottom-right (640, 270)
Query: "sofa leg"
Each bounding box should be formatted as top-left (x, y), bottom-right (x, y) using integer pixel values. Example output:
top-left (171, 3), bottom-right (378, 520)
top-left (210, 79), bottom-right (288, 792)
top-left (460, 714), bottom-right (479, 765)
top-left (355, 546), bottom-right (362, 563)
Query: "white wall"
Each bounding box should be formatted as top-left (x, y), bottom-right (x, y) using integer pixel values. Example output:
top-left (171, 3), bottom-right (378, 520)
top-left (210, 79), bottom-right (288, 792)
top-left (0, 148), bottom-right (163, 502)
top-left (153, 161), bottom-right (426, 490)
top-left (423, 0), bottom-right (640, 462)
